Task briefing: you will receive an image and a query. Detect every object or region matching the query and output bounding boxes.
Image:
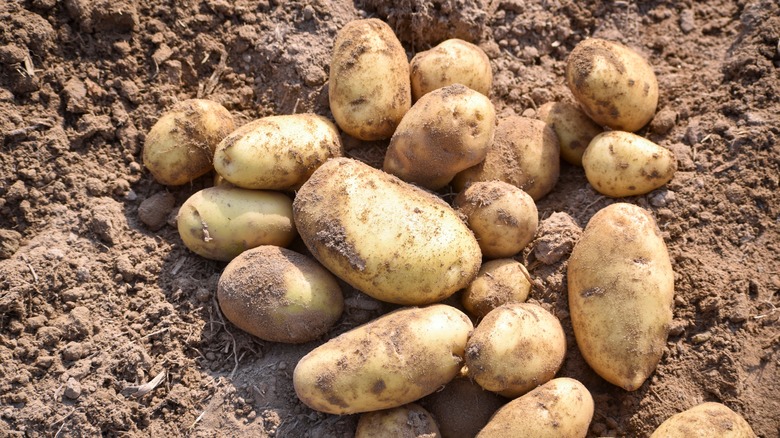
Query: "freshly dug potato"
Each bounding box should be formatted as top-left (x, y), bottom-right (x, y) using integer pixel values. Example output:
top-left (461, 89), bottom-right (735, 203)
top-left (293, 304), bottom-right (473, 414)
top-left (461, 259), bottom-right (532, 318)
top-left (566, 38), bottom-right (659, 132)
top-left (537, 101), bottom-right (602, 167)
top-left (466, 303), bottom-right (566, 398)
top-left (293, 158), bottom-right (482, 305)
top-left (582, 131), bottom-right (677, 197)
top-left (329, 18), bottom-right (411, 140)
top-left (453, 116), bottom-right (559, 201)
top-left (356, 403), bottom-right (441, 438)
top-left (568, 203), bottom-right (674, 391)
top-left (476, 378), bottom-right (594, 438)
top-left (420, 377), bottom-right (506, 438)
top-left (383, 84), bottom-right (496, 190)
top-left (650, 402), bottom-right (755, 438)
top-left (410, 38), bottom-right (492, 101)
top-left (213, 114), bottom-right (343, 190)
top-left (143, 99), bottom-right (235, 185)
top-left (217, 246), bottom-right (343, 343)
top-left (177, 186), bottom-right (296, 261)
top-left (454, 181), bottom-right (538, 259)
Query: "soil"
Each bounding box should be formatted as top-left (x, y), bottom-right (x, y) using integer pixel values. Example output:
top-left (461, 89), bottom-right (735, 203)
top-left (0, 0), bottom-right (778, 437)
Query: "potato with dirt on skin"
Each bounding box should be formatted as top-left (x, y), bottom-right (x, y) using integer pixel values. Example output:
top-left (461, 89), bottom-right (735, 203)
top-left (356, 403), bottom-right (441, 438)
top-left (650, 402), bottom-right (756, 438)
top-left (410, 38), bottom-right (492, 101)
top-left (537, 101), bottom-right (603, 167)
top-left (293, 304), bottom-right (473, 414)
top-left (143, 99), bottom-right (235, 186)
top-left (420, 377), bottom-right (506, 438)
top-left (462, 259), bottom-right (532, 318)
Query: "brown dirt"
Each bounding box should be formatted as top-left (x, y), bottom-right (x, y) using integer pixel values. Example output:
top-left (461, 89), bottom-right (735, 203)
top-left (0, 0), bottom-right (778, 437)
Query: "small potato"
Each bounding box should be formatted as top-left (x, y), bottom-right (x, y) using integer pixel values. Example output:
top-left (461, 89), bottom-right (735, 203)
top-left (143, 99), bottom-right (235, 186)
top-left (420, 377), bottom-right (506, 438)
top-left (410, 38), bottom-right (492, 101)
top-left (329, 19), bottom-right (411, 140)
top-left (213, 114), bottom-right (343, 190)
top-left (453, 116), bottom-right (559, 201)
top-left (582, 131), bottom-right (677, 197)
top-left (356, 404), bottom-right (441, 438)
top-left (217, 246), bottom-right (343, 343)
top-left (537, 101), bottom-right (602, 167)
top-left (566, 38), bottom-right (659, 132)
top-left (293, 304), bottom-right (473, 414)
top-left (454, 181), bottom-right (538, 259)
top-left (461, 259), bottom-right (531, 318)
top-left (383, 84), bottom-right (496, 190)
top-left (476, 378), bottom-right (594, 438)
top-left (177, 186), bottom-right (296, 261)
top-left (465, 303), bottom-right (566, 398)
top-left (650, 402), bottom-right (755, 438)
top-left (568, 203), bottom-right (674, 391)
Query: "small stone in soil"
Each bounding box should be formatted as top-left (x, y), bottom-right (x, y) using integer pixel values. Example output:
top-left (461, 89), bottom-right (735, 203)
top-left (64, 378), bottom-right (82, 400)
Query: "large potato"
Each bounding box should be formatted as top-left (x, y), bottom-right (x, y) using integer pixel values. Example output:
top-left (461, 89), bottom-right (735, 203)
top-left (329, 19), bottom-right (411, 140)
top-left (537, 101), bottom-right (602, 167)
top-left (213, 114), bottom-right (343, 190)
top-left (582, 131), bottom-right (677, 197)
top-left (177, 186), bottom-right (296, 261)
top-left (410, 38), bottom-right (492, 101)
top-left (293, 158), bottom-right (482, 305)
top-left (461, 259), bottom-right (531, 318)
top-left (293, 305), bottom-right (473, 414)
top-left (143, 99), bottom-right (235, 185)
top-left (217, 246), bottom-right (343, 343)
top-left (568, 203), bottom-right (674, 391)
top-left (420, 377), bottom-right (506, 438)
top-left (650, 402), bottom-right (755, 438)
top-left (356, 404), bottom-right (441, 438)
top-left (566, 38), bottom-right (659, 132)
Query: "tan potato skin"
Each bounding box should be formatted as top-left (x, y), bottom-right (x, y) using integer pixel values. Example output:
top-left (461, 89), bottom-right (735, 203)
top-left (329, 19), bottom-right (411, 141)
top-left (293, 305), bottom-right (473, 415)
top-left (293, 158), bottom-right (482, 305)
top-left (650, 402), bottom-right (756, 438)
top-left (537, 101), bottom-right (602, 167)
top-left (356, 404), bottom-right (441, 438)
top-left (462, 259), bottom-right (532, 318)
top-left (568, 203), bottom-right (674, 391)
top-left (410, 38), bottom-right (492, 101)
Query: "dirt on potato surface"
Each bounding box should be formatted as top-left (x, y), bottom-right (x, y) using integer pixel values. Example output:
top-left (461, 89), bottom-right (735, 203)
top-left (0, 0), bottom-right (778, 437)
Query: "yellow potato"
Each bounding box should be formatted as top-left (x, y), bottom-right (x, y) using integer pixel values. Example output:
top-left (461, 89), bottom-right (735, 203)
top-left (410, 38), bottom-right (492, 101)
top-left (536, 101), bottom-right (602, 167)
top-left (650, 402), bottom-right (755, 438)
top-left (356, 403), bottom-right (441, 438)
top-left (293, 304), bottom-right (473, 414)
top-left (420, 377), bottom-right (506, 438)
top-left (461, 259), bottom-right (532, 318)
top-left (568, 203), bottom-right (674, 391)
top-left (177, 186), bottom-right (296, 261)
top-left (213, 114), bottom-right (343, 190)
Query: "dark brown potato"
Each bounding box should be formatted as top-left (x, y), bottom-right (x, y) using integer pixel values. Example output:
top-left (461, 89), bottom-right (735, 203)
top-left (356, 403), bottom-right (441, 438)
top-left (420, 377), bottom-right (506, 438)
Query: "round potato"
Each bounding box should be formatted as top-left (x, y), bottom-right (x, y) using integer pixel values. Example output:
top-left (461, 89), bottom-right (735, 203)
top-left (177, 186), bottom-right (296, 261)
top-left (568, 203), bottom-right (674, 391)
top-left (537, 101), bottom-right (602, 167)
top-left (293, 158), bottom-right (482, 305)
top-left (217, 246), bottom-right (343, 343)
top-left (143, 99), bottom-right (235, 186)
top-left (329, 18), bottom-right (411, 141)
top-left (420, 377), bottom-right (506, 438)
top-left (410, 38), bottom-right (492, 101)
top-left (293, 304), bottom-right (473, 414)
top-left (356, 403), bottom-right (441, 438)
top-left (582, 131), bottom-right (677, 197)
top-left (213, 114), bottom-right (343, 191)
top-left (650, 402), bottom-right (755, 438)
top-left (566, 38), bottom-right (659, 132)
top-left (461, 259), bottom-right (532, 318)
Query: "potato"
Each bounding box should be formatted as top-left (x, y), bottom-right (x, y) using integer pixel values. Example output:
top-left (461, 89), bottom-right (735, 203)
top-left (536, 101), bottom-right (602, 167)
top-left (217, 246), bottom-right (343, 343)
top-left (293, 158), bottom-right (481, 305)
top-left (566, 38), bottom-right (659, 132)
top-left (356, 403), bottom-right (441, 438)
top-left (465, 303), bottom-right (566, 398)
top-left (567, 203), bottom-right (674, 391)
top-left (476, 378), bottom-right (594, 438)
top-left (420, 377), bottom-right (506, 438)
top-left (293, 304), bottom-right (473, 414)
top-left (582, 131), bottom-right (677, 197)
top-left (143, 99), bottom-right (235, 186)
top-left (410, 38), bottom-right (492, 101)
top-left (213, 114), bottom-right (343, 191)
top-left (329, 18), bottom-right (411, 140)
top-left (461, 259), bottom-right (531, 318)
top-left (453, 116), bottom-right (559, 201)
top-left (650, 402), bottom-right (755, 438)
top-left (177, 186), bottom-right (296, 261)
top-left (454, 181), bottom-right (538, 259)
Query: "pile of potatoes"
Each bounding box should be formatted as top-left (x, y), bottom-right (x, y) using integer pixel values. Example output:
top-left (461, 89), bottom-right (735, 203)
top-left (140, 17), bottom-right (754, 438)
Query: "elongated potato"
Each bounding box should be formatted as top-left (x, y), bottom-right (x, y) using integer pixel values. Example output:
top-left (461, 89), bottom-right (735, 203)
top-left (293, 158), bottom-right (482, 305)
top-left (650, 402), bottom-right (755, 438)
top-left (293, 305), bottom-right (473, 414)
top-left (537, 101), bottom-right (602, 167)
top-left (356, 404), bottom-right (441, 438)
top-left (410, 38), bottom-right (492, 101)
top-left (462, 259), bottom-right (532, 318)
top-left (568, 203), bottom-right (674, 391)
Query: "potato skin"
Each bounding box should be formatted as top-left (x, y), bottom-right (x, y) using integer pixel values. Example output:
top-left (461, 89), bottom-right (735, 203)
top-left (410, 38), bottom-right (492, 101)
top-left (462, 259), bottom-right (531, 319)
top-left (213, 114), bottom-right (343, 190)
top-left (566, 38), bottom-right (659, 132)
top-left (420, 377), bottom-right (506, 438)
top-left (567, 203), bottom-right (674, 391)
top-left (143, 99), bottom-right (235, 185)
top-left (537, 101), bottom-right (602, 167)
top-left (649, 402), bottom-right (756, 438)
top-left (293, 158), bottom-right (482, 305)
top-left (583, 131), bottom-right (677, 197)
top-left (177, 186), bottom-right (296, 261)
top-left (293, 305), bottom-right (473, 414)
top-left (356, 403), bottom-right (441, 438)
top-left (217, 246), bottom-right (343, 343)
top-left (329, 19), bottom-right (411, 141)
